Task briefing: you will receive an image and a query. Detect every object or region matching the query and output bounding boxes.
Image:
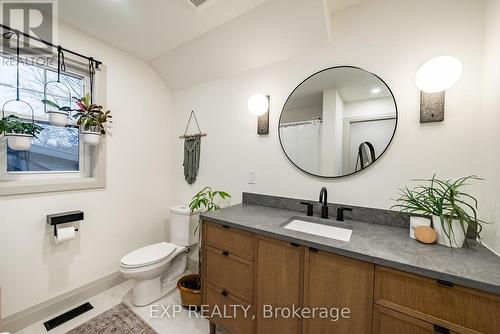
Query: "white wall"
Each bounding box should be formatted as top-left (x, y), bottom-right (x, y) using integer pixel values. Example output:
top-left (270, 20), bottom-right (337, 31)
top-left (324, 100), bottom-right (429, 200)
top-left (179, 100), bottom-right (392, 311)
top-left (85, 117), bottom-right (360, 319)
top-left (170, 0), bottom-right (487, 239)
top-left (0, 24), bottom-right (173, 317)
top-left (347, 119), bottom-right (396, 172)
top-left (478, 0), bottom-right (500, 255)
top-left (343, 97), bottom-right (395, 119)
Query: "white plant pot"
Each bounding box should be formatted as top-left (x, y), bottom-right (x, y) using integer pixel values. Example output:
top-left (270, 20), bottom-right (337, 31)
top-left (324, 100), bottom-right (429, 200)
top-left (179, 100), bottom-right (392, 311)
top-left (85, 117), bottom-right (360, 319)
top-left (81, 131), bottom-right (102, 146)
top-left (432, 215), bottom-right (467, 248)
top-left (6, 134), bottom-right (33, 151)
top-left (48, 111), bottom-right (69, 127)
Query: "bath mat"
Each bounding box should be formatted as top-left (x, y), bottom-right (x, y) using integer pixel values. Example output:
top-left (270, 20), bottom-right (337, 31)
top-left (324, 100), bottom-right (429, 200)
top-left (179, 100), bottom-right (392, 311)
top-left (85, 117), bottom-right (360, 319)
top-left (66, 303), bottom-right (158, 334)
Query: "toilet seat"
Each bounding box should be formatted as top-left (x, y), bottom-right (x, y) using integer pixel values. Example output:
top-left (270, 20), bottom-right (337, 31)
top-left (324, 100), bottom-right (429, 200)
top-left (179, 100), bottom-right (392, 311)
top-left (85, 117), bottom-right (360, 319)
top-left (120, 242), bottom-right (176, 269)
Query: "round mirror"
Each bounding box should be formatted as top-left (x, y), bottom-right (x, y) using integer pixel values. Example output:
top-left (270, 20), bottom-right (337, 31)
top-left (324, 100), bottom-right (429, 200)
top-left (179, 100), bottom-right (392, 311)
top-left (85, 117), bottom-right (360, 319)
top-left (279, 66), bottom-right (397, 178)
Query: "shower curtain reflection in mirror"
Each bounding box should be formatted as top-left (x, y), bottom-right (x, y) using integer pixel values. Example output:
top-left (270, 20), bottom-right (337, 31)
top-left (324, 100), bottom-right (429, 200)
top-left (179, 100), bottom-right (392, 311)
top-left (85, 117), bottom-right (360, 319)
top-left (280, 120), bottom-right (321, 173)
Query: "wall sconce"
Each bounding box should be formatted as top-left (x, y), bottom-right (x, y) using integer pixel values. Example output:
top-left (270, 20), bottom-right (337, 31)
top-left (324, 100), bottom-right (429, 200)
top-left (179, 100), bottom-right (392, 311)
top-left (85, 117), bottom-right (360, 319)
top-left (248, 94), bottom-right (270, 135)
top-left (416, 56), bottom-right (462, 123)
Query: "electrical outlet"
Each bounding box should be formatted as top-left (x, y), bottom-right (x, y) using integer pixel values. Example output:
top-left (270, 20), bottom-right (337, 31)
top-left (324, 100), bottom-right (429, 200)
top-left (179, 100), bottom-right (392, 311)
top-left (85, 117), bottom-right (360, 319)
top-left (248, 170), bottom-right (256, 184)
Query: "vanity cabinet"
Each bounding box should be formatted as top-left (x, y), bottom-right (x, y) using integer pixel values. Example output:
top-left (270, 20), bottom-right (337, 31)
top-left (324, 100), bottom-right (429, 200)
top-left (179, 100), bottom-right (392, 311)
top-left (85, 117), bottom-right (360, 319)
top-left (201, 221), bottom-right (500, 334)
top-left (373, 266), bottom-right (500, 334)
top-left (303, 249), bottom-right (374, 333)
top-left (202, 223), bottom-right (255, 334)
top-left (255, 237), bottom-right (304, 334)
top-left (373, 305), bottom-right (460, 334)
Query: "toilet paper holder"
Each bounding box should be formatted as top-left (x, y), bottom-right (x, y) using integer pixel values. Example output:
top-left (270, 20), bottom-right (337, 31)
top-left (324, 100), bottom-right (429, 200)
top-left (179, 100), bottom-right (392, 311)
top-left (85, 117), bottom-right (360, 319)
top-left (47, 211), bottom-right (84, 237)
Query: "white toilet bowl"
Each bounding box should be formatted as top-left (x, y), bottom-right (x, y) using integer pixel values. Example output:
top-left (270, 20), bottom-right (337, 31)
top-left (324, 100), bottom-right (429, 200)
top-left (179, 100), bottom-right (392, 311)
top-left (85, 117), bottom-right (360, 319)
top-left (120, 242), bottom-right (187, 306)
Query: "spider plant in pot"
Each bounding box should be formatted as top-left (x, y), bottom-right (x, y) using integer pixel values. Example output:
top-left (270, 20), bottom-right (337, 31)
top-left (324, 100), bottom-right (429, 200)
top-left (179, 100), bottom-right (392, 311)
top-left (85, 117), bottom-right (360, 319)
top-left (73, 94), bottom-right (112, 146)
top-left (177, 187), bottom-right (231, 308)
top-left (0, 115), bottom-right (43, 151)
top-left (41, 99), bottom-right (72, 127)
top-left (392, 175), bottom-right (485, 248)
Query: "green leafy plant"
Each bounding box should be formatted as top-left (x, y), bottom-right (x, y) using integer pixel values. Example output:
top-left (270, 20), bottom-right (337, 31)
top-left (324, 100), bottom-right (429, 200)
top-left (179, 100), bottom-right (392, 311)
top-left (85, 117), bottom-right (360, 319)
top-left (0, 115), bottom-right (43, 137)
top-left (186, 187), bottom-right (231, 290)
top-left (41, 99), bottom-right (72, 113)
top-left (189, 187), bottom-right (231, 215)
top-left (392, 175), bottom-right (486, 247)
top-left (73, 94), bottom-right (112, 135)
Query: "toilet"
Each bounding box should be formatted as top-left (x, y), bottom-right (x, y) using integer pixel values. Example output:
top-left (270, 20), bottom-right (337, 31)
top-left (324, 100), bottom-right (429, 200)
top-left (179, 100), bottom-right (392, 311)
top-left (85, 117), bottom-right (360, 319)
top-left (120, 206), bottom-right (199, 306)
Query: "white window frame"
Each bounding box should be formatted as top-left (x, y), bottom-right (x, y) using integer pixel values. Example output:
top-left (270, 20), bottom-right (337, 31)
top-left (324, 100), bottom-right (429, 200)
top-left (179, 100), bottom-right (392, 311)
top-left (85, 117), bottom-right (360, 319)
top-left (0, 65), bottom-right (107, 196)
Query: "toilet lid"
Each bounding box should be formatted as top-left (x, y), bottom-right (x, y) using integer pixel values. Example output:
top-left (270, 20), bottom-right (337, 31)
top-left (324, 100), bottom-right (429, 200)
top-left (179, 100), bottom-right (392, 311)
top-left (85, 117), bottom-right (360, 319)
top-left (120, 242), bottom-right (177, 268)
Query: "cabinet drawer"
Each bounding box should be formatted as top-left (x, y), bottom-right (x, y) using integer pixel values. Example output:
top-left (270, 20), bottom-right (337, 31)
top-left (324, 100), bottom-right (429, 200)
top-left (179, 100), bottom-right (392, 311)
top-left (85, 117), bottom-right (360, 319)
top-left (204, 222), bottom-right (254, 261)
top-left (205, 246), bottom-right (253, 302)
top-left (204, 283), bottom-right (254, 334)
top-left (373, 305), bottom-right (460, 334)
top-left (374, 266), bottom-right (500, 334)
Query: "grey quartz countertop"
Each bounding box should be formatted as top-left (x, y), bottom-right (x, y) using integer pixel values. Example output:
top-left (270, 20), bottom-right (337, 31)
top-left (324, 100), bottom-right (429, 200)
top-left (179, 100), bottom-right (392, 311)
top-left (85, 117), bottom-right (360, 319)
top-left (201, 203), bottom-right (500, 295)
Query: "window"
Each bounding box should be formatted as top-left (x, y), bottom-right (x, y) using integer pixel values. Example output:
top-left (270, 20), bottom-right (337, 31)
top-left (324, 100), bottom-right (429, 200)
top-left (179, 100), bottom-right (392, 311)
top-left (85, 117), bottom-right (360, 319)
top-left (0, 55), bottom-right (86, 174)
top-left (0, 52), bottom-right (106, 196)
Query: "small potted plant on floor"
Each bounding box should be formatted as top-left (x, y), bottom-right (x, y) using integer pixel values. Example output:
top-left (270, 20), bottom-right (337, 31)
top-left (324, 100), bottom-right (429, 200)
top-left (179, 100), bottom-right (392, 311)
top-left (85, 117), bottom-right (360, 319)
top-left (0, 115), bottom-right (43, 151)
top-left (392, 175), bottom-right (485, 248)
top-left (73, 94), bottom-right (112, 146)
top-left (177, 187), bottom-right (231, 308)
top-left (42, 99), bottom-right (72, 127)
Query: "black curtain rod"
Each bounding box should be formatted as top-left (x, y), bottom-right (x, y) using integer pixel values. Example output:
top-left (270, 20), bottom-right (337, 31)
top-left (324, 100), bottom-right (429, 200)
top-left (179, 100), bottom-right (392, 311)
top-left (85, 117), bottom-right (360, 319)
top-left (0, 24), bottom-right (102, 68)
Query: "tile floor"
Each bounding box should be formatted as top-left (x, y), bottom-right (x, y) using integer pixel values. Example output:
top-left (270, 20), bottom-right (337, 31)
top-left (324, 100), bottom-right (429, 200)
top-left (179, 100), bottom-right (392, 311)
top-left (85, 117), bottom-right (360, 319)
top-left (16, 280), bottom-right (226, 334)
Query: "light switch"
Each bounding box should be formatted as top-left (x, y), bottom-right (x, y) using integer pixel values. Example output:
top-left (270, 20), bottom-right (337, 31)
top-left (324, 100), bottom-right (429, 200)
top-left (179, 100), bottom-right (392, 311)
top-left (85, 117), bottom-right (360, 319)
top-left (248, 170), bottom-right (256, 184)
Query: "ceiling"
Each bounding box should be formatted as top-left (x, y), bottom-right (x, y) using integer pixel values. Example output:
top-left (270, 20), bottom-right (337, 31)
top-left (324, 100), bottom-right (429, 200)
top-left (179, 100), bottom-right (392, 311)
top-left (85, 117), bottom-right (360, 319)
top-left (58, 0), bottom-right (268, 61)
top-left (58, 0), bottom-right (364, 91)
top-left (326, 0), bottom-right (367, 14)
top-left (151, 0), bottom-right (331, 91)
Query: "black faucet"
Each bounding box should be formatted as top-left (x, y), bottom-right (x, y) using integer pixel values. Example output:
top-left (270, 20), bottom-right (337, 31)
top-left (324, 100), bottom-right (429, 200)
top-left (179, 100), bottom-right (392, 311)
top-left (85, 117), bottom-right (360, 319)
top-left (319, 187), bottom-right (329, 219)
top-left (336, 207), bottom-right (353, 221)
top-left (300, 202), bottom-right (314, 216)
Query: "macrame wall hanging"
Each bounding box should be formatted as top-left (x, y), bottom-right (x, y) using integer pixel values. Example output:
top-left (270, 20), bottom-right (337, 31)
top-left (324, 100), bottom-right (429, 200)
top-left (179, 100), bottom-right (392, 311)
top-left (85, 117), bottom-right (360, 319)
top-left (179, 110), bottom-right (206, 184)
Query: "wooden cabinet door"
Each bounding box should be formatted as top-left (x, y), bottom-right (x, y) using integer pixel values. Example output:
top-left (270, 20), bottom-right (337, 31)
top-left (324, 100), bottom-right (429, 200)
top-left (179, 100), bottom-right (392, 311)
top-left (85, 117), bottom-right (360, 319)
top-left (256, 237), bottom-right (304, 334)
top-left (303, 249), bottom-right (374, 334)
top-left (373, 305), bottom-right (460, 334)
top-left (374, 266), bottom-right (500, 334)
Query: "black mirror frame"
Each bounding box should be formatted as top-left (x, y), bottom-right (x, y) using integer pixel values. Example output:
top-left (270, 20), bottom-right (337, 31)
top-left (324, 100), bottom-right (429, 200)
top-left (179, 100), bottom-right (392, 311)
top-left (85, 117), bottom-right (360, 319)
top-left (278, 66), bottom-right (399, 179)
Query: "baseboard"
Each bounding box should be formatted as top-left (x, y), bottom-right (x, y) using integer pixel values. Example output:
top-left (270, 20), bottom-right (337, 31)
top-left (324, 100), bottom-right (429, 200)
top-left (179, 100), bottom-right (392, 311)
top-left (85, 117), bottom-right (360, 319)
top-left (0, 272), bottom-right (127, 333)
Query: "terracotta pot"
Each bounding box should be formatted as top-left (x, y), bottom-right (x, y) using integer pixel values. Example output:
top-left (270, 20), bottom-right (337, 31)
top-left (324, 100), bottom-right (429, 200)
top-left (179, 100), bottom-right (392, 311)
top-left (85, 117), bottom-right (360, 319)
top-left (177, 274), bottom-right (202, 307)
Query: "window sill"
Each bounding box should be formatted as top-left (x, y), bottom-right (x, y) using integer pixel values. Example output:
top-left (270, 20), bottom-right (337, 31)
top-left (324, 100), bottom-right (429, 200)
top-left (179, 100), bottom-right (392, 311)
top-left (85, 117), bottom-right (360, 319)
top-left (0, 175), bottom-right (106, 196)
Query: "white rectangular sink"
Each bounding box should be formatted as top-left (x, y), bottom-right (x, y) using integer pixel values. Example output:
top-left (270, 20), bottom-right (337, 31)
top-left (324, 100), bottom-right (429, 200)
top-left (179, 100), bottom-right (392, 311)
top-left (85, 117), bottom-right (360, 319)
top-left (283, 219), bottom-right (352, 242)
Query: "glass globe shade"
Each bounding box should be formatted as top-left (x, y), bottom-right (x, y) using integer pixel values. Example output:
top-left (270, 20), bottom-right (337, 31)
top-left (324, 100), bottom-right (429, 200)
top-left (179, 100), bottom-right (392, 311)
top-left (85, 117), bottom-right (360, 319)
top-left (248, 94), bottom-right (269, 116)
top-left (415, 56), bottom-right (462, 93)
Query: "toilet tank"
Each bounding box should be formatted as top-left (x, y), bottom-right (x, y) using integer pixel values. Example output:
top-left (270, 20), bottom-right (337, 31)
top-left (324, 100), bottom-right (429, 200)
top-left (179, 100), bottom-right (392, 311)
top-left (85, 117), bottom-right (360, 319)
top-left (170, 206), bottom-right (200, 246)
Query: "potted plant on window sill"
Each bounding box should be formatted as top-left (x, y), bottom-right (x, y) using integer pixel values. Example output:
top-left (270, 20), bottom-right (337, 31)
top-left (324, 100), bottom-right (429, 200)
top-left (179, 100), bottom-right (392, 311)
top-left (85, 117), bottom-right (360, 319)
top-left (73, 94), bottom-right (112, 146)
top-left (0, 115), bottom-right (43, 151)
top-left (41, 99), bottom-right (72, 127)
top-left (392, 175), bottom-right (486, 248)
top-left (177, 187), bottom-right (231, 308)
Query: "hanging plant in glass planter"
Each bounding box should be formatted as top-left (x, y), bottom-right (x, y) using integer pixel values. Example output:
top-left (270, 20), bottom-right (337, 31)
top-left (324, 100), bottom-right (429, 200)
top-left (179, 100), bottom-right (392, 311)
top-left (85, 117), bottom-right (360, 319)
top-left (1, 31), bottom-right (42, 151)
top-left (73, 93), bottom-right (112, 146)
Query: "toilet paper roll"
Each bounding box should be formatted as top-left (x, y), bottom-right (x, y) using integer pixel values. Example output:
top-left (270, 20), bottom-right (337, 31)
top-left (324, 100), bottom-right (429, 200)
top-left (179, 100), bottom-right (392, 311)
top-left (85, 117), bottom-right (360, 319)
top-left (55, 226), bottom-right (76, 244)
